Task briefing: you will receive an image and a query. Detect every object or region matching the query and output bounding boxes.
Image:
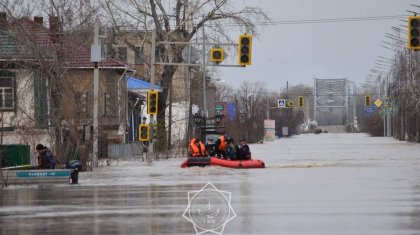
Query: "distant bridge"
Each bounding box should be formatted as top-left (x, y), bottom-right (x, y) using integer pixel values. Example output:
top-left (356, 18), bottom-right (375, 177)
top-left (314, 78), bottom-right (356, 126)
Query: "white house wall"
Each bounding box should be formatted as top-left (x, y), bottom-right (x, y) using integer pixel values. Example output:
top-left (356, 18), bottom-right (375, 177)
top-left (1, 70), bottom-right (53, 150)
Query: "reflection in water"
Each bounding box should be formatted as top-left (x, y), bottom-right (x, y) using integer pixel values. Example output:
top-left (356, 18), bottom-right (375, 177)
top-left (1, 134), bottom-right (420, 235)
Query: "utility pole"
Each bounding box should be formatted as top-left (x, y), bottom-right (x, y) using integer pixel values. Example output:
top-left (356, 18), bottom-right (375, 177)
top-left (91, 17), bottom-right (100, 168)
top-left (345, 79), bottom-right (349, 123)
top-left (201, 16), bottom-right (207, 118)
top-left (386, 76), bottom-right (391, 137)
top-left (313, 78), bottom-right (317, 123)
top-left (305, 89), bottom-right (311, 122)
top-left (353, 82), bottom-right (356, 126)
top-left (266, 96), bottom-right (269, 119)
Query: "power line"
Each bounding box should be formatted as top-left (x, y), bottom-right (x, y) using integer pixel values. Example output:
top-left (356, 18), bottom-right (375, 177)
top-left (224, 15), bottom-right (409, 26)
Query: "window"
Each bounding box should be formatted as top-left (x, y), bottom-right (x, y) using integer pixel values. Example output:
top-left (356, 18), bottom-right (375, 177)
top-left (103, 92), bottom-right (111, 116)
top-left (135, 47), bottom-right (144, 64)
top-left (34, 73), bottom-right (49, 128)
top-left (117, 47), bottom-right (127, 62)
top-left (0, 74), bottom-right (15, 110)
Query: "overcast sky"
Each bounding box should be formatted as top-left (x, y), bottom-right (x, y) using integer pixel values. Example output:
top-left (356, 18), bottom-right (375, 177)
top-left (218, 0), bottom-right (417, 90)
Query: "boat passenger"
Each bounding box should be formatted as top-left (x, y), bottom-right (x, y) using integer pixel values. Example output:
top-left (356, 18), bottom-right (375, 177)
top-left (226, 137), bottom-right (240, 160)
top-left (188, 138), bottom-right (208, 157)
top-left (36, 144), bottom-right (57, 169)
top-left (205, 138), bottom-right (216, 157)
top-left (215, 134), bottom-right (228, 159)
top-left (238, 138), bottom-right (251, 160)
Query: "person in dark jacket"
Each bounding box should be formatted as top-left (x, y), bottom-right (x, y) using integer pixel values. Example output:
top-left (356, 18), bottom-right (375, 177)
top-left (36, 144), bottom-right (57, 169)
top-left (205, 138), bottom-right (216, 157)
top-left (238, 138), bottom-right (251, 160)
top-left (225, 137), bottom-right (240, 160)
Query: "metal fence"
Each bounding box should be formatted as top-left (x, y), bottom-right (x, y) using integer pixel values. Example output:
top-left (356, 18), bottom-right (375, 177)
top-left (108, 142), bottom-right (147, 161)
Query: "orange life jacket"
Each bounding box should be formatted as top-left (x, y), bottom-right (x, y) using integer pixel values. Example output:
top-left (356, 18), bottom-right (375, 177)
top-left (189, 138), bottom-right (206, 157)
top-left (217, 135), bottom-right (227, 151)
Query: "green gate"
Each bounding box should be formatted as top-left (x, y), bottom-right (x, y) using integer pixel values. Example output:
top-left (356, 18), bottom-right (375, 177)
top-left (0, 145), bottom-right (30, 167)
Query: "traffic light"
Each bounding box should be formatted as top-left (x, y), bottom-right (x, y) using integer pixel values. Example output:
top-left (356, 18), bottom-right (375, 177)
top-left (287, 100), bottom-right (294, 107)
top-left (147, 90), bottom-right (158, 115)
top-left (365, 96), bottom-right (370, 106)
top-left (298, 96), bottom-right (304, 107)
top-left (408, 16), bottom-right (420, 49)
top-left (139, 124), bottom-right (150, 141)
top-left (210, 47), bottom-right (224, 63)
top-left (238, 34), bottom-right (252, 65)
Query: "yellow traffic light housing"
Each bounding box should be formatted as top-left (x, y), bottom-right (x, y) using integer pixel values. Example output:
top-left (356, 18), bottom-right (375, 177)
top-left (298, 96), bottom-right (304, 107)
top-left (139, 124), bottom-right (150, 141)
top-left (210, 47), bottom-right (224, 63)
top-left (408, 16), bottom-right (420, 49)
top-left (238, 34), bottom-right (252, 65)
top-left (365, 96), bottom-right (370, 106)
top-left (287, 100), bottom-right (294, 107)
top-left (147, 90), bottom-right (158, 115)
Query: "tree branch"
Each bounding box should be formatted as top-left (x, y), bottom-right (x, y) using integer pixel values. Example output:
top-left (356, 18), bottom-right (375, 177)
top-left (155, 0), bottom-right (171, 32)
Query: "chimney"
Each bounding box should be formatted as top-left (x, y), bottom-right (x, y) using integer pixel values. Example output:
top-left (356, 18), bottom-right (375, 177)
top-left (49, 15), bottom-right (60, 43)
top-left (34, 16), bottom-right (43, 25)
top-left (0, 12), bottom-right (7, 31)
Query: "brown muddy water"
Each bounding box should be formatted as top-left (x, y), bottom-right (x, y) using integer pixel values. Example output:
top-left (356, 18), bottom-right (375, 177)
top-left (1, 133), bottom-right (420, 235)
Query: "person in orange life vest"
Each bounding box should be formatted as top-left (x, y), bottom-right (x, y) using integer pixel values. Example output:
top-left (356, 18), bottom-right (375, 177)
top-left (188, 138), bottom-right (208, 157)
top-left (215, 134), bottom-right (228, 159)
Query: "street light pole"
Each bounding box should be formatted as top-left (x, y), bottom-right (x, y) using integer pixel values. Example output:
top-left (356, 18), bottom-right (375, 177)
top-left (201, 16), bottom-right (208, 118)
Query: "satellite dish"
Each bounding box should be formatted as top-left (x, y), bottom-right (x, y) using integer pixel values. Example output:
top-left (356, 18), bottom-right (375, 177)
top-left (182, 46), bottom-right (200, 63)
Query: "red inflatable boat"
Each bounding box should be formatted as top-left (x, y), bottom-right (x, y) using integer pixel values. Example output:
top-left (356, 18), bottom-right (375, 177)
top-left (181, 157), bottom-right (265, 169)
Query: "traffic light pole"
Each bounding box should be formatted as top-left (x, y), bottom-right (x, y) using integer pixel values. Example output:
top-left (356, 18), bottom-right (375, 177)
top-left (150, 30), bottom-right (156, 152)
top-left (149, 29), bottom-right (250, 146)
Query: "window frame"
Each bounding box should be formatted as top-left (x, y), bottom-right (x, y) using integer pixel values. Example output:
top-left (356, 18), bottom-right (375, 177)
top-left (0, 75), bottom-right (15, 111)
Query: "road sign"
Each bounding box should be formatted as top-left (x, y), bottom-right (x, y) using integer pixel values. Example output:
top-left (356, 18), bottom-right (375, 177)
top-left (264, 119), bottom-right (275, 141)
top-left (278, 99), bottom-right (286, 108)
top-left (374, 99), bottom-right (382, 107)
top-left (215, 104), bottom-right (224, 111)
top-left (364, 106), bottom-right (377, 116)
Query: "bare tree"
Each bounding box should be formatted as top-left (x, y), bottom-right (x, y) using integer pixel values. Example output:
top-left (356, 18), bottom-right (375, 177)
top-left (214, 81), bottom-right (234, 102)
top-left (1, 1), bottom-right (98, 165)
top-left (101, 0), bottom-right (269, 150)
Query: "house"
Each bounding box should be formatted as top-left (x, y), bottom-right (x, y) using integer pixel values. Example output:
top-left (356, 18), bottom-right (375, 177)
top-left (0, 13), bottom-right (136, 161)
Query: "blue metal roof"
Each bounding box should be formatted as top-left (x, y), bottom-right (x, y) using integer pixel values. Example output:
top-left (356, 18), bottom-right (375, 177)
top-left (127, 76), bottom-right (161, 90)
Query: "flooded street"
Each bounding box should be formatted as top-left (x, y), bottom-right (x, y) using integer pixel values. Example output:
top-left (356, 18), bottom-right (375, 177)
top-left (1, 133), bottom-right (420, 235)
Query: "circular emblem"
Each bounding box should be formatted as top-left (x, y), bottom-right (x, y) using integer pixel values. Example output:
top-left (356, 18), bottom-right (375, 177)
top-left (183, 182), bottom-right (236, 235)
top-left (189, 189), bottom-right (230, 230)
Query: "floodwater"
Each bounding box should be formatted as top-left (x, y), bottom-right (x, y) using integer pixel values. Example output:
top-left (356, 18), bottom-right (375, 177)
top-left (1, 133), bottom-right (420, 235)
